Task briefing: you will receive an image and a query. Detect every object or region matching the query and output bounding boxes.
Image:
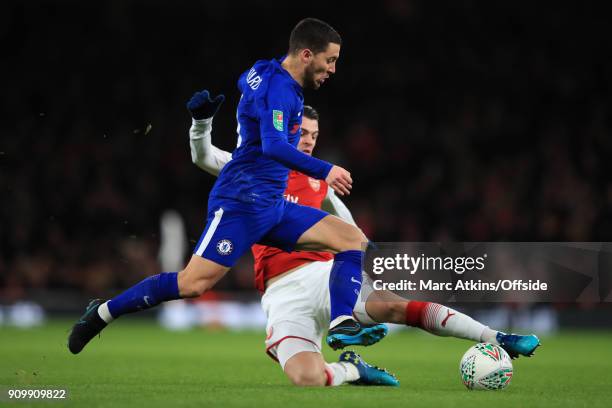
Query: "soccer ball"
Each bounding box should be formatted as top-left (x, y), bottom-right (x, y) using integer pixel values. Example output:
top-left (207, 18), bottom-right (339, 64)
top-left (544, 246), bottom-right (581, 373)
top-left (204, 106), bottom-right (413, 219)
top-left (459, 343), bottom-right (513, 390)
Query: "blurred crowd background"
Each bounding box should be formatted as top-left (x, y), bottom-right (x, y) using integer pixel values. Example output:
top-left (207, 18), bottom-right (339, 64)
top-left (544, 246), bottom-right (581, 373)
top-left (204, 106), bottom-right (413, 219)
top-left (1, 1), bottom-right (610, 321)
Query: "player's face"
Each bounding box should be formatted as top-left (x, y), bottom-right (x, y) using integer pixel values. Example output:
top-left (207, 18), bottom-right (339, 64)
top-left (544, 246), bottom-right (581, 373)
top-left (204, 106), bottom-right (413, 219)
top-left (304, 43), bottom-right (340, 90)
top-left (297, 117), bottom-right (319, 156)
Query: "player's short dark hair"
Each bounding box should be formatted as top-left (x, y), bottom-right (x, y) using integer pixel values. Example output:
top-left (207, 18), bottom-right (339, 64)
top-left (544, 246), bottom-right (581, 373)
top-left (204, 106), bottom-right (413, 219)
top-left (288, 18), bottom-right (341, 55)
top-left (303, 105), bottom-right (319, 121)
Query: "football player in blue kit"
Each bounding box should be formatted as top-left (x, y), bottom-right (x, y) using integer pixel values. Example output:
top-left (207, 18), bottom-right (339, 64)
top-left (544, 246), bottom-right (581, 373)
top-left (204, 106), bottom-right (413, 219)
top-left (68, 18), bottom-right (387, 355)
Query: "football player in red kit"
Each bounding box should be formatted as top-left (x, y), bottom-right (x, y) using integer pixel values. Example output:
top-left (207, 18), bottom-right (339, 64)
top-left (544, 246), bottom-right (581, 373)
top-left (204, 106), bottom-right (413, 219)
top-left (188, 100), bottom-right (539, 387)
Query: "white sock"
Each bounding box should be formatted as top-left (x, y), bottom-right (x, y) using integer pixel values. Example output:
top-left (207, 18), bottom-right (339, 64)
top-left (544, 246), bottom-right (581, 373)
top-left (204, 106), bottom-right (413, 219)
top-left (325, 362), bottom-right (359, 386)
top-left (329, 315), bottom-right (353, 329)
top-left (97, 301), bottom-right (114, 323)
top-left (479, 327), bottom-right (500, 344)
top-left (421, 303), bottom-right (493, 343)
top-left (407, 302), bottom-right (502, 344)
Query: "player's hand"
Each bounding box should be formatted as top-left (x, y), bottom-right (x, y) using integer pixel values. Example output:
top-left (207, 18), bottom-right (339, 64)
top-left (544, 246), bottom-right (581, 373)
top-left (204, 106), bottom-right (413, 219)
top-left (186, 90), bottom-right (225, 120)
top-left (326, 165), bottom-right (352, 196)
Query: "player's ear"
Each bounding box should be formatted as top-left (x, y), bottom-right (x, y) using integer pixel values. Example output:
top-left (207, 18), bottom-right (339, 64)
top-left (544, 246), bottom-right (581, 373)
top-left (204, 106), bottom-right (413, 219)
top-left (300, 48), bottom-right (314, 64)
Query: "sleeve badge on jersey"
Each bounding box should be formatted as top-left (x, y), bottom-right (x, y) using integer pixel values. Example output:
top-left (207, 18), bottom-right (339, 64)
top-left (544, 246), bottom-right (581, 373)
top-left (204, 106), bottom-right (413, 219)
top-left (289, 123), bottom-right (300, 134)
top-left (272, 110), bottom-right (284, 131)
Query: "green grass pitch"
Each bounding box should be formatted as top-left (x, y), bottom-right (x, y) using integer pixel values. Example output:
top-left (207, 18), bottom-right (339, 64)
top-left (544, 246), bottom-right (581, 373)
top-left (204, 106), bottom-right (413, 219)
top-left (1, 320), bottom-right (611, 407)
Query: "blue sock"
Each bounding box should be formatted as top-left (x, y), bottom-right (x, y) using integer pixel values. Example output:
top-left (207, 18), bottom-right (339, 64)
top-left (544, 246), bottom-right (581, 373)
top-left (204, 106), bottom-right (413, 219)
top-left (107, 272), bottom-right (180, 318)
top-left (329, 250), bottom-right (363, 323)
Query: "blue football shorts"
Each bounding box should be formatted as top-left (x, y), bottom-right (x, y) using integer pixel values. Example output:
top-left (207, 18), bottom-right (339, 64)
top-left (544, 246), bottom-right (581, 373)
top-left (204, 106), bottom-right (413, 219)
top-left (193, 196), bottom-right (328, 267)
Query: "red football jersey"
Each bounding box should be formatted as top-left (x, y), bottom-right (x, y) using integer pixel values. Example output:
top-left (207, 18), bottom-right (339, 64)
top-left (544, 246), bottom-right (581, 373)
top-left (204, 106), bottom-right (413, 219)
top-left (252, 170), bottom-right (333, 292)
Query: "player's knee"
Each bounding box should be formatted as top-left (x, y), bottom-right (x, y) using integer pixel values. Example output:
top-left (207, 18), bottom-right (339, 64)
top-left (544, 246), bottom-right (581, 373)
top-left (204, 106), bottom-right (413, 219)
top-left (339, 225), bottom-right (368, 252)
top-left (285, 366), bottom-right (327, 387)
top-left (327, 221), bottom-right (367, 253)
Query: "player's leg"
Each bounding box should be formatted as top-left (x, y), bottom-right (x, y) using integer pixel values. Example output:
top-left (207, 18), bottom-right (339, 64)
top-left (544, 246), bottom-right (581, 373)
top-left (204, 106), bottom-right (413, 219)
top-left (263, 262), bottom-right (397, 386)
top-left (354, 277), bottom-right (540, 358)
top-left (294, 215), bottom-right (388, 348)
top-left (279, 341), bottom-right (398, 387)
top-left (267, 205), bottom-right (385, 349)
top-left (294, 214), bottom-right (366, 324)
top-left (67, 255), bottom-right (229, 354)
top-left (177, 255), bottom-right (229, 297)
top-left (100, 256), bottom-right (229, 319)
top-left (68, 201), bottom-right (265, 354)
top-left (279, 340), bottom-right (356, 386)
top-left (262, 263), bottom-right (347, 386)
top-left (375, 297), bottom-right (539, 358)
top-left (364, 292), bottom-right (500, 342)
top-left (283, 349), bottom-right (328, 386)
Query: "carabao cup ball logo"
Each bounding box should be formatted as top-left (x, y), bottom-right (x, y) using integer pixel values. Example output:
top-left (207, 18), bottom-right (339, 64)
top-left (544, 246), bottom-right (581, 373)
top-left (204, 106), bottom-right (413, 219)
top-left (216, 239), bottom-right (233, 255)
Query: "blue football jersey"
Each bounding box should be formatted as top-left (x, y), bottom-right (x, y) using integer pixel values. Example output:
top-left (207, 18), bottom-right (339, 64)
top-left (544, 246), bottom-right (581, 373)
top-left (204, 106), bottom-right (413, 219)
top-left (209, 58), bottom-right (332, 205)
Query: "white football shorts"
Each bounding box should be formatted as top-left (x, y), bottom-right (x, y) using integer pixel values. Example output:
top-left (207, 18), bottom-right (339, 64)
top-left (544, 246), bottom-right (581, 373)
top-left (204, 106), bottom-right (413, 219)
top-left (261, 260), bottom-right (376, 366)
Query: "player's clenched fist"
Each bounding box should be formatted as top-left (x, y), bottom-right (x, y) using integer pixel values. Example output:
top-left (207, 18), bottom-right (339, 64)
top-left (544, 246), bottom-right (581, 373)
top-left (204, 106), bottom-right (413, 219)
top-left (325, 165), bottom-right (352, 196)
top-left (186, 90), bottom-right (225, 120)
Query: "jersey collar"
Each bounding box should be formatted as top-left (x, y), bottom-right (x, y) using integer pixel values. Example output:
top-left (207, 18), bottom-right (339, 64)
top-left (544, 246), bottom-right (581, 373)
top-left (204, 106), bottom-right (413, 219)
top-left (275, 56), bottom-right (303, 94)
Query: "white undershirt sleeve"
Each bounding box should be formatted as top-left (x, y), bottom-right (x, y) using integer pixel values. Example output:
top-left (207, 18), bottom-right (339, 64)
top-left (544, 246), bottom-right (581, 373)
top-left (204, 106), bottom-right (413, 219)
top-left (189, 118), bottom-right (233, 177)
top-left (321, 188), bottom-right (357, 226)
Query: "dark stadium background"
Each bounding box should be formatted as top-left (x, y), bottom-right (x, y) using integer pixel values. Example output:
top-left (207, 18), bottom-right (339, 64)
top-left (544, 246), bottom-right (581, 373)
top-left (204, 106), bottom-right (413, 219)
top-left (1, 1), bottom-right (611, 326)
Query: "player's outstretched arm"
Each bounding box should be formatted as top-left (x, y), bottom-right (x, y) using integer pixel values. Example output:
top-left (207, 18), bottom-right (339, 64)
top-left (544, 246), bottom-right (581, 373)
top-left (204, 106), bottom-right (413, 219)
top-left (260, 133), bottom-right (352, 196)
top-left (189, 118), bottom-right (232, 176)
top-left (186, 90), bottom-right (231, 176)
top-left (260, 133), bottom-right (332, 179)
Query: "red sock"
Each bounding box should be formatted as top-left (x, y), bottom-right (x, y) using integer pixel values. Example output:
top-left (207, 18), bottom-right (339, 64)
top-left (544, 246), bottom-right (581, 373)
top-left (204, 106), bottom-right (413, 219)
top-left (324, 366), bottom-right (334, 386)
top-left (405, 301), bottom-right (445, 331)
top-left (404, 301), bottom-right (429, 328)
